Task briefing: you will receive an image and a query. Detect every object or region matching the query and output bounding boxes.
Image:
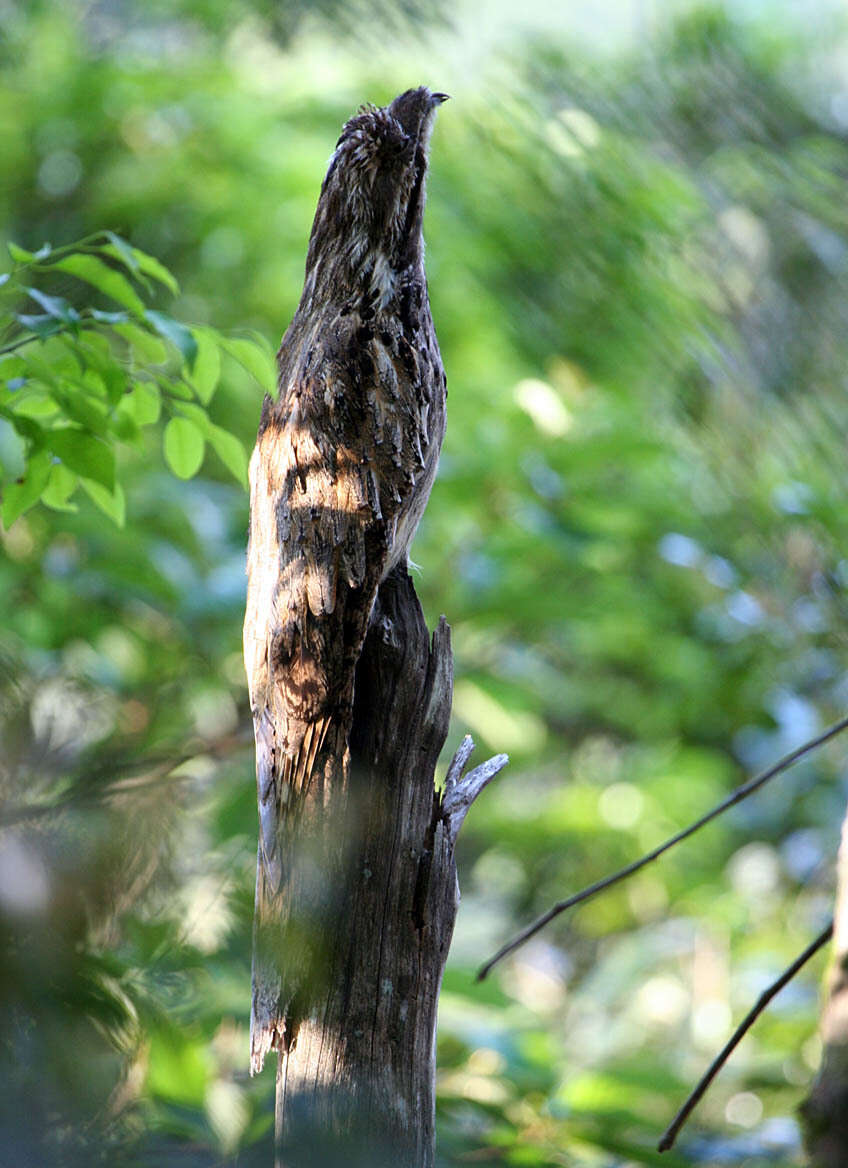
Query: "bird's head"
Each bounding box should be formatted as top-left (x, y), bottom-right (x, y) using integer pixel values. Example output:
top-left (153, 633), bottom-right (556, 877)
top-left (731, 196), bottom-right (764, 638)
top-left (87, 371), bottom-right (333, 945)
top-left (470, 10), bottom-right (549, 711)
top-left (304, 87), bottom-right (448, 302)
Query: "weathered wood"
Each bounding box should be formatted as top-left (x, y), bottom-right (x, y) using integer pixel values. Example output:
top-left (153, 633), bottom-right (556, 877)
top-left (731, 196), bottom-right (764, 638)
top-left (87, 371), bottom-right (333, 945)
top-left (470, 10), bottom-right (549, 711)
top-left (271, 567), bottom-right (506, 1167)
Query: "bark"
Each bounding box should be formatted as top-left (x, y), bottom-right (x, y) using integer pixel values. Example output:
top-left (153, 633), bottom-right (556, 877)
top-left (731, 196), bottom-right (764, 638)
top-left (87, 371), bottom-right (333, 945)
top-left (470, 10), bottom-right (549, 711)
top-left (271, 567), bottom-right (506, 1168)
top-left (802, 808), bottom-right (848, 1167)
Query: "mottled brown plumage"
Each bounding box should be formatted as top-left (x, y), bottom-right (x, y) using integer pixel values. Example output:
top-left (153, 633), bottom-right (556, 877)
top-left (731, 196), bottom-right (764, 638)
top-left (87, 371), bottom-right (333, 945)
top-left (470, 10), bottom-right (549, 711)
top-left (244, 87), bottom-right (448, 1073)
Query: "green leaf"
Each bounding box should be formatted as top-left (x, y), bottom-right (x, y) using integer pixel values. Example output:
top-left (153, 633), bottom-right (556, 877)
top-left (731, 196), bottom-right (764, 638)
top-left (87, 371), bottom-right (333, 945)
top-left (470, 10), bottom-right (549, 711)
top-left (75, 336), bottom-right (127, 405)
top-left (102, 234), bottom-right (153, 297)
top-left (163, 417), bottom-right (204, 479)
top-left (41, 462), bottom-right (78, 511)
top-left (113, 322), bottom-right (168, 366)
top-left (145, 311), bottom-right (198, 370)
top-left (105, 230), bottom-right (140, 267)
top-left (103, 232), bottom-right (138, 269)
top-left (190, 329), bottom-right (221, 403)
top-left (73, 329), bottom-right (111, 361)
top-left (21, 346), bottom-right (64, 383)
top-left (148, 1028), bottom-right (209, 1105)
top-left (47, 427), bottom-right (115, 489)
top-left (80, 477), bottom-right (125, 526)
top-left (15, 313), bottom-right (65, 340)
top-left (111, 409), bottom-right (141, 445)
top-left (8, 242), bottom-right (51, 263)
top-left (4, 412), bottom-right (45, 444)
top-left (122, 381), bottom-right (161, 426)
top-left (52, 254), bottom-right (146, 316)
top-left (0, 355), bottom-right (26, 379)
top-left (207, 423), bottom-right (248, 487)
top-left (1, 447), bottom-right (52, 527)
top-left (23, 287), bottom-right (80, 323)
top-left (8, 243), bottom-right (33, 263)
top-left (157, 373), bottom-right (193, 401)
top-left (80, 367), bottom-right (108, 399)
top-left (219, 334), bottom-right (275, 388)
top-left (170, 399), bottom-right (210, 435)
top-left (12, 391), bottom-right (59, 419)
top-left (49, 385), bottom-right (109, 434)
top-left (131, 247), bottom-right (179, 296)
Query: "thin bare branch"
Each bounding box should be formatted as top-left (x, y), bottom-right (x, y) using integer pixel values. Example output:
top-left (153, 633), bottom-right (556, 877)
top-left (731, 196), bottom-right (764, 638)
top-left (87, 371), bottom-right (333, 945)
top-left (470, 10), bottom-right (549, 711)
top-left (658, 921), bottom-right (833, 1152)
top-left (478, 713), bottom-right (848, 980)
top-left (443, 734), bottom-right (475, 798)
top-left (444, 751), bottom-right (509, 845)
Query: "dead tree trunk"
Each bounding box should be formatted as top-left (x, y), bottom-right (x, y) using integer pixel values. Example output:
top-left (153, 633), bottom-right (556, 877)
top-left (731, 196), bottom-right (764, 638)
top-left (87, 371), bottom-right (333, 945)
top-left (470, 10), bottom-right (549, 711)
top-left (802, 808), bottom-right (848, 1167)
top-left (272, 568), bottom-right (506, 1168)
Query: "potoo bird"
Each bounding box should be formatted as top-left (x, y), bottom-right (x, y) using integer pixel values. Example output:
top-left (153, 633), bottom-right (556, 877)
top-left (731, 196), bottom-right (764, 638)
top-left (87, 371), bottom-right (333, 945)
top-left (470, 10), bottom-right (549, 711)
top-left (243, 87), bottom-right (448, 1073)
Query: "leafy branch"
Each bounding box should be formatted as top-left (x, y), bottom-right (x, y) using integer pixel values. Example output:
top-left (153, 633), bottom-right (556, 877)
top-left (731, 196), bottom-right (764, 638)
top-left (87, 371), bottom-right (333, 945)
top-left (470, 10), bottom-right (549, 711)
top-left (0, 233), bottom-right (275, 527)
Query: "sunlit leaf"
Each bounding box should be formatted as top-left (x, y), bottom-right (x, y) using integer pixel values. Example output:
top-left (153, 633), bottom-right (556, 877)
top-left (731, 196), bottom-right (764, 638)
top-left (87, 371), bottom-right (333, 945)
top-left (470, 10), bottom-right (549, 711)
top-left (52, 253), bottom-right (146, 316)
top-left (207, 423), bottom-right (248, 486)
top-left (170, 399), bottom-right (210, 435)
top-left (8, 242), bottom-right (51, 263)
top-left (190, 329), bottom-right (221, 403)
top-left (122, 381), bottom-right (161, 426)
top-left (163, 416), bottom-right (204, 479)
top-left (41, 462), bottom-right (78, 511)
top-left (131, 247), bottom-right (180, 296)
top-left (12, 395), bottom-right (59, 419)
top-left (219, 334), bottom-right (275, 389)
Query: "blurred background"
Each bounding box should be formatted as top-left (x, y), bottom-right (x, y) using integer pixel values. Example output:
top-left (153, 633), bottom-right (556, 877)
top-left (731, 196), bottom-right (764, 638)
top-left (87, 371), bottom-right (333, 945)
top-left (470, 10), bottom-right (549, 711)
top-left (3, 0), bottom-right (848, 1164)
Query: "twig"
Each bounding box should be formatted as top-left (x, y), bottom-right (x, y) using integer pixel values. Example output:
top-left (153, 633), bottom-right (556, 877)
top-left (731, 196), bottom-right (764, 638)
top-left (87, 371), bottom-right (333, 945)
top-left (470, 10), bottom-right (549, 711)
top-left (478, 713), bottom-right (848, 980)
top-left (443, 734), bottom-right (475, 797)
top-left (0, 315), bottom-right (105, 356)
top-left (658, 921), bottom-right (834, 1152)
top-left (0, 332), bottom-right (53, 356)
top-left (439, 734), bottom-right (509, 845)
top-left (444, 750), bottom-right (509, 845)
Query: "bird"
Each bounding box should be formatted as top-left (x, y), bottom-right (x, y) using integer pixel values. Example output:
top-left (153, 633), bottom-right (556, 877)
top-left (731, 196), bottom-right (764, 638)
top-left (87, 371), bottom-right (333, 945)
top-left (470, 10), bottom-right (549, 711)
top-left (243, 86), bottom-right (448, 1074)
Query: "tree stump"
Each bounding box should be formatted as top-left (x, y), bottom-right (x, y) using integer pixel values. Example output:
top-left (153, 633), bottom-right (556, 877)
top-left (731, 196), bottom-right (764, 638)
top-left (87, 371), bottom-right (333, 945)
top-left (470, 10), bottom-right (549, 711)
top-left (271, 567), bottom-right (506, 1167)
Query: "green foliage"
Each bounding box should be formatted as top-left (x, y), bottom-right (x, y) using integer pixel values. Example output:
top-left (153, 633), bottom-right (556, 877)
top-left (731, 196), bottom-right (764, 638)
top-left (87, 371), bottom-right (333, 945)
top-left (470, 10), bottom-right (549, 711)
top-left (2, 2), bottom-right (848, 1166)
top-left (0, 233), bottom-right (266, 525)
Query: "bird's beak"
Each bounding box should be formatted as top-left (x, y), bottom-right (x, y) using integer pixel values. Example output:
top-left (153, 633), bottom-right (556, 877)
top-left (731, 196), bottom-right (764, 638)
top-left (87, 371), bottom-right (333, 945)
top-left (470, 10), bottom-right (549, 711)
top-left (431, 92), bottom-right (450, 106)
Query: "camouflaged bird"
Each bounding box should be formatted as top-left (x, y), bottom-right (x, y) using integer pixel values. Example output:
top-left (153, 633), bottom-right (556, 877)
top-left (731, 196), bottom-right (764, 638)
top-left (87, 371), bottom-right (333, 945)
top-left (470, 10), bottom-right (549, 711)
top-left (244, 87), bottom-right (448, 1073)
